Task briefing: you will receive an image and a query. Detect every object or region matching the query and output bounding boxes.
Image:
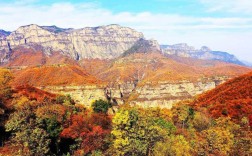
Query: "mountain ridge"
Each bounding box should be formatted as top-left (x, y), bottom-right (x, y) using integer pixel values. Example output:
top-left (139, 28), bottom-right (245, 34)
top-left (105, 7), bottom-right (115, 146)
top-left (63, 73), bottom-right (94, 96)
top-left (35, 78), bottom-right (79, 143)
top-left (0, 24), bottom-right (145, 62)
top-left (0, 24), bottom-right (246, 66)
top-left (161, 43), bottom-right (244, 65)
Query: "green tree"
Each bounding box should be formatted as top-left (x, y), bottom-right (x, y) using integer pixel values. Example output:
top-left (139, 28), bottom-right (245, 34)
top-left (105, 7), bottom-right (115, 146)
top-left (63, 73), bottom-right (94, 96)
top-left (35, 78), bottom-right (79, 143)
top-left (92, 99), bottom-right (112, 114)
top-left (5, 106), bottom-right (51, 156)
top-left (172, 104), bottom-right (192, 129)
top-left (56, 94), bottom-right (75, 105)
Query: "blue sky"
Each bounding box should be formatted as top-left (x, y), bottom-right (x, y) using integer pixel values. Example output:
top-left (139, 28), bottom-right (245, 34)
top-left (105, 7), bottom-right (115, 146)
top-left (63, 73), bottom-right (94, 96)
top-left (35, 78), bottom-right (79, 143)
top-left (0, 0), bottom-right (252, 62)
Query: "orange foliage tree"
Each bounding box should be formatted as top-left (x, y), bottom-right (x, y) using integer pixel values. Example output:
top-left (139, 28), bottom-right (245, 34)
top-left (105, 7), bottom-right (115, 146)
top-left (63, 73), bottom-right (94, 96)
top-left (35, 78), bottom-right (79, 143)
top-left (60, 113), bottom-right (111, 155)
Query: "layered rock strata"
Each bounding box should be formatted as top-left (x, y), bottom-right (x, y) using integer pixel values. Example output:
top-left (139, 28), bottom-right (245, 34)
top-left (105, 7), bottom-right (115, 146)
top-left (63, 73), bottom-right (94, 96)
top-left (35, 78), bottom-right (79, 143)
top-left (0, 24), bottom-right (145, 62)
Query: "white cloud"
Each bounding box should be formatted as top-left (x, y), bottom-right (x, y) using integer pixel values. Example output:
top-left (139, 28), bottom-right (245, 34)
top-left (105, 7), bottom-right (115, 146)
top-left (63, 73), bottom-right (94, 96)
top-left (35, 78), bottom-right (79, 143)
top-left (199, 0), bottom-right (252, 14)
top-left (0, 1), bottom-right (251, 62)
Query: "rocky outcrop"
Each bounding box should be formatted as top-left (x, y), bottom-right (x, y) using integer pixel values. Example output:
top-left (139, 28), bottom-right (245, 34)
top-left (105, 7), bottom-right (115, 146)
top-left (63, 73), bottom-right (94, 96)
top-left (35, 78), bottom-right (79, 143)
top-left (104, 76), bottom-right (228, 108)
top-left (0, 24), bottom-right (145, 62)
top-left (161, 43), bottom-right (244, 65)
top-left (37, 77), bottom-right (227, 108)
top-left (122, 38), bottom-right (161, 56)
top-left (38, 85), bottom-right (107, 107)
top-left (129, 78), bottom-right (227, 108)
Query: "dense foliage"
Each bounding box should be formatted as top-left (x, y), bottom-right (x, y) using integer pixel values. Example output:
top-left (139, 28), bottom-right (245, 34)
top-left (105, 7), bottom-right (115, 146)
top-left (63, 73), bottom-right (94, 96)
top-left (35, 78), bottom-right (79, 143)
top-left (192, 72), bottom-right (252, 122)
top-left (0, 69), bottom-right (251, 156)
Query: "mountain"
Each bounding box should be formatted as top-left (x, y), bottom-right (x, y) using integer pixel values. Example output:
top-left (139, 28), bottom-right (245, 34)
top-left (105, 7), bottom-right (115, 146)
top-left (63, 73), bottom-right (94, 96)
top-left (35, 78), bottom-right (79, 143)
top-left (1, 24), bottom-right (251, 108)
top-left (161, 43), bottom-right (244, 65)
top-left (191, 71), bottom-right (252, 121)
top-left (94, 53), bottom-right (251, 107)
top-left (1, 24), bottom-right (244, 67)
top-left (122, 38), bottom-right (160, 56)
top-left (0, 24), bottom-right (145, 63)
top-left (3, 46), bottom-right (78, 67)
top-left (40, 25), bottom-right (73, 33)
top-left (12, 50), bottom-right (249, 107)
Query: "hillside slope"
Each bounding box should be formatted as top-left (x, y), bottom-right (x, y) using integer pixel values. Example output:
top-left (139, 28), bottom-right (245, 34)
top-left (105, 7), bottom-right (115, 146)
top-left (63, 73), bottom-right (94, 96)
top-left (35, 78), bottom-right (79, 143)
top-left (192, 72), bottom-right (252, 120)
top-left (95, 52), bottom-right (251, 84)
top-left (12, 65), bottom-right (103, 86)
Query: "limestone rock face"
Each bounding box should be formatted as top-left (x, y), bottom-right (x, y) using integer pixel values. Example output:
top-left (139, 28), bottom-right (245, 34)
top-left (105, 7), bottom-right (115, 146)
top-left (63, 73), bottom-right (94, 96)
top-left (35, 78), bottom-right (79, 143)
top-left (0, 24), bottom-right (144, 62)
top-left (104, 77), bottom-right (228, 109)
top-left (37, 77), bottom-right (227, 108)
top-left (161, 43), bottom-right (244, 65)
top-left (39, 85), bottom-right (107, 107)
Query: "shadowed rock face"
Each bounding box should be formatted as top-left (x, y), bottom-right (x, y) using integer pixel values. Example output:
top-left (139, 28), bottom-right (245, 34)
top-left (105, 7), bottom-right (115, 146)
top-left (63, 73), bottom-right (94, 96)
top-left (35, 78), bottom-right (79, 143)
top-left (161, 43), bottom-right (244, 65)
top-left (0, 30), bottom-right (11, 38)
top-left (0, 24), bottom-right (145, 62)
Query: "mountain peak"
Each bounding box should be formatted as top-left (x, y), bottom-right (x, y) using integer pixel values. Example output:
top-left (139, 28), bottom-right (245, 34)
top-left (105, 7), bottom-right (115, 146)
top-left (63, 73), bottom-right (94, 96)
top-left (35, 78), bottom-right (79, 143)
top-left (14, 24), bottom-right (50, 34)
top-left (200, 46), bottom-right (211, 52)
top-left (41, 25), bottom-right (73, 33)
top-left (18, 24), bottom-right (41, 29)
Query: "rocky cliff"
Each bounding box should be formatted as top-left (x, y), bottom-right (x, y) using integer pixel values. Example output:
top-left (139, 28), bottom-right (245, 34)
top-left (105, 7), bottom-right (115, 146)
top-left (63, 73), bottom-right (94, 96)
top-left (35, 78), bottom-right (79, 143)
top-left (161, 43), bottom-right (244, 65)
top-left (38, 85), bottom-right (106, 107)
top-left (0, 24), bottom-right (146, 62)
top-left (101, 75), bottom-right (228, 109)
top-left (35, 77), bottom-right (227, 109)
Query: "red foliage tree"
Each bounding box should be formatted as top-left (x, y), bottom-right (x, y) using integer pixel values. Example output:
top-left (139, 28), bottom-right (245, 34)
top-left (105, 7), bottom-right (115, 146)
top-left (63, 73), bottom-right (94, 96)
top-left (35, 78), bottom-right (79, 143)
top-left (60, 113), bottom-right (111, 154)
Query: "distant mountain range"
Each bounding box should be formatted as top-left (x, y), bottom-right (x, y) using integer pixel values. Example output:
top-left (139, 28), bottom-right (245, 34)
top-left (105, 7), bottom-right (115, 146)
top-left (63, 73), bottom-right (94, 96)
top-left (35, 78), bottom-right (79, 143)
top-left (161, 43), bottom-right (245, 65)
top-left (0, 24), bottom-right (248, 66)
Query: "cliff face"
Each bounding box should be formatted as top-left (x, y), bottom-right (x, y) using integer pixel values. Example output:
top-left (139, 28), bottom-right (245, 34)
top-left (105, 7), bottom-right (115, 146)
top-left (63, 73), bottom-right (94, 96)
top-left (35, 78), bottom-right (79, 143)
top-left (39, 86), bottom-right (106, 107)
top-left (161, 43), bottom-right (244, 65)
top-left (35, 77), bottom-right (227, 109)
top-left (104, 77), bottom-right (227, 108)
top-left (0, 24), bottom-right (144, 62)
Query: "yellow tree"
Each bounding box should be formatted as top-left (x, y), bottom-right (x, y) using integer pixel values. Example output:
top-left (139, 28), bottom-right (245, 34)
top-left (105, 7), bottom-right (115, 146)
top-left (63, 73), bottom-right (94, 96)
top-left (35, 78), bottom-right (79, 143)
top-left (153, 135), bottom-right (191, 156)
top-left (111, 108), bottom-right (174, 156)
top-left (0, 68), bottom-right (13, 98)
top-left (202, 127), bottom-right (234, 155)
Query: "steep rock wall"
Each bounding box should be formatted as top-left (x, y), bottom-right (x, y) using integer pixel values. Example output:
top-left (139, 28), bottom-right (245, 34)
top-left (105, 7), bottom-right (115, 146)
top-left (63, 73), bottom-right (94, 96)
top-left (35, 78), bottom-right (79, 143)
top-left (0, 24), bottom-right (144, 62)
top-left (38, 77), bottom-right (227, 108)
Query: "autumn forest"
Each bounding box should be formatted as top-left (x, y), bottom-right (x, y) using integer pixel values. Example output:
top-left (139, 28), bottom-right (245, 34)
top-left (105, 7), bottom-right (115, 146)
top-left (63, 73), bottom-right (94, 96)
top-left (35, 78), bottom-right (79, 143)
top-left (0, 68), bottom-right (251, 156)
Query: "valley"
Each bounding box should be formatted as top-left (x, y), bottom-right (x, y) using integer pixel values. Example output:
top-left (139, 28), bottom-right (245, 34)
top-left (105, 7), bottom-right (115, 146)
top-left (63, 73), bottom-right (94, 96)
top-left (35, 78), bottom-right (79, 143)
top-left (0, 23), bottom-right (251, 156)
top-left (0, 24), bottom-right (250, 109)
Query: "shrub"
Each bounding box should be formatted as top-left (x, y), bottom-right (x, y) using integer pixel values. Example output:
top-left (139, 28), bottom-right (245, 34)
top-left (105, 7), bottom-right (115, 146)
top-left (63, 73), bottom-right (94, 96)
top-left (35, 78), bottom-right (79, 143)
top-left (92, 100), bottom-right (112, 114)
